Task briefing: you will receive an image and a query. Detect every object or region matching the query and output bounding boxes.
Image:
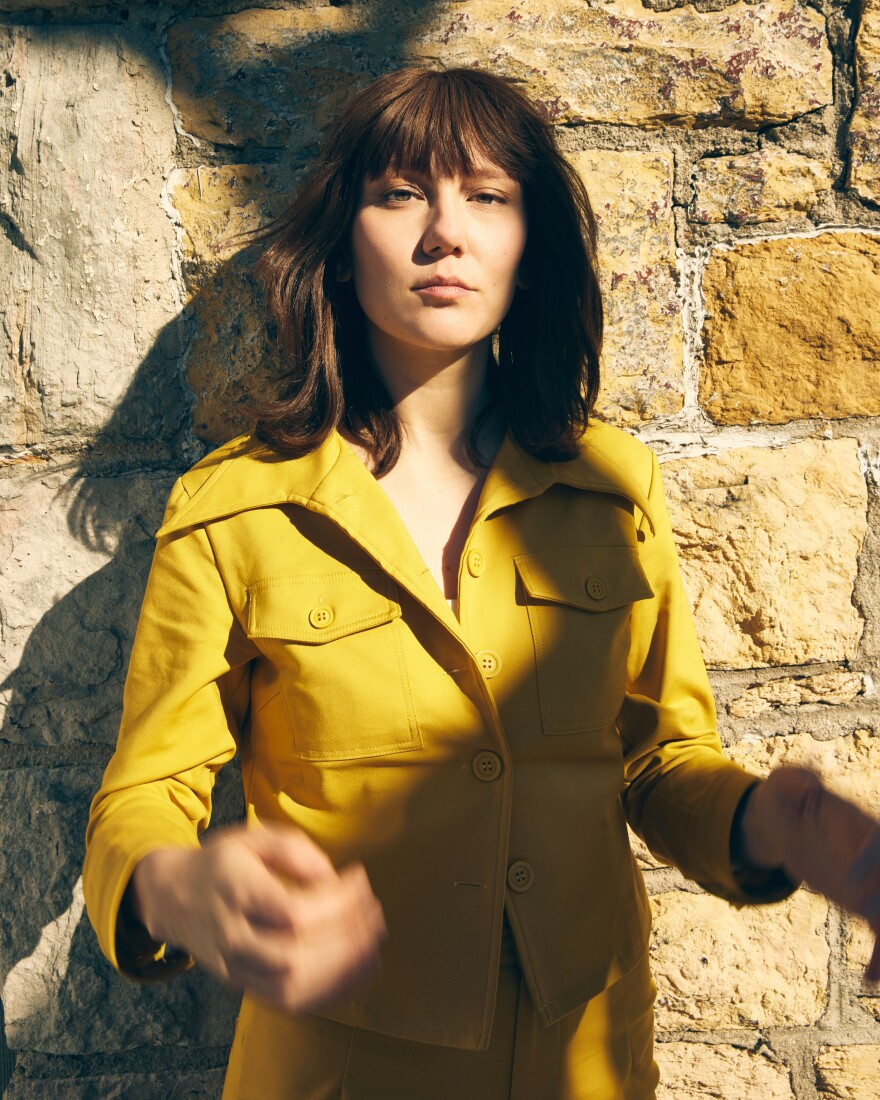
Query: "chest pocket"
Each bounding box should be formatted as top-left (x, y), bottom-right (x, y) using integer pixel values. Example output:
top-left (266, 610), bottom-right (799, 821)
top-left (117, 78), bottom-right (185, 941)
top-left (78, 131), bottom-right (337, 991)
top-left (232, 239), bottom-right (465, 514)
top-left (514, 547), bottom-right (653, 736)
top-left (246, 572), bottom-right (421, 761)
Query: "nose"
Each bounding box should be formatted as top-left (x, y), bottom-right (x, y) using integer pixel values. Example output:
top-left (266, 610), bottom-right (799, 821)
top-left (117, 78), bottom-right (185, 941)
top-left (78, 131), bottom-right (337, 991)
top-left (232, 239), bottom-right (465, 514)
top-left (421, 195), bottom-right (467, 258)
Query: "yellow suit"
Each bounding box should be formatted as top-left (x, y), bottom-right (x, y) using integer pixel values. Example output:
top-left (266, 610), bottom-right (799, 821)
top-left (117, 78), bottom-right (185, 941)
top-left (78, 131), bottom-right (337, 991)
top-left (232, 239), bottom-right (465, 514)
top-left (83, 422), bottom-right (787, 1091)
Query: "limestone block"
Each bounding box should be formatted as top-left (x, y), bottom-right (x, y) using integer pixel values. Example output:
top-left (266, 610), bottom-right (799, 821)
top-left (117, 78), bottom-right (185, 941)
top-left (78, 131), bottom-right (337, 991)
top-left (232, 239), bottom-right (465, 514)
top-left (699, 233), bottom-right (880, 425)
top-left (651, 890), bottom-right (830, 1030)
top-left (572, 151), bottom-right (682, 423)
top-left (727, 671), bottom-right (864, 719)
top-left (656, 1042), bottom-right (793, 1099)
top-left (730, 730), bottom-right (880, 808)
top-left (0, 26), bottom-right (181, 450)
top-left (6, 1069), bottom-right (227, 1100)
top-left (170, 165), bottom-right (288, 288)
top-left (848, 0), bottom-right (880, 204)
top-left (0, 466), bottom-right (173, 746)
top-left (0, 766), bottom-right (242, 1055)
top-left (844, 920), bottom-right (880, 1022)
top-left (184, 264), bottom-right (288, 446)
top-left (166, 0), bottom-right (832, 148)
top-left (662, 440), bottom-right (866, 668)
top-left (815, 1046), bottom-right (880, 1099)
top-left (690, 149), bottom-right (830, 225)
top-left (167, 165), bottom-right (291, 445)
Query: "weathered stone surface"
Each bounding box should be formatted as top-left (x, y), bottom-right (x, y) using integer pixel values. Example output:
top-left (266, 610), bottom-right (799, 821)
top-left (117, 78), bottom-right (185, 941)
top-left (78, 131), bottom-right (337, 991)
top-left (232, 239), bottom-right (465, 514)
top-left (690, 149), bottom-right (830, 225)
top-left (572, 150), bottom-right (682, 423)
top-left (726, 671), bottom-right (864, 719)
top-left (0, 766), bottom-right (242, 1055)
top-left (168, 165), bottom-right (290, 444)
top-left (844, 919), bottom-right (880, 1022)
top-left (183, 264), bottom-right (288, 446)
top-left (730, 730), bottom-right (880, 808)
top-left (0, 26), bottom-right (182, 451)
top-left (663, 440), bottom-right (866, 668)
top-left (167, 0), bottom-right (832, 149)
top-left (815, 1046), bottom-right (880, 1099)
top-left (0, 467), bottom-right (173, 745)
top-left (6, 1068), bottom-right (227, 1100)
top-left (170, 165), bottom-right (287, 286)
top-left (700, 233), bottom-right (880, 425)
top-left (655, 1042), bottom-right (793, 1099)
top-left (651, 890), bottom-right (830, 1030)
top-left (848, 0), bottom-right (880, 204)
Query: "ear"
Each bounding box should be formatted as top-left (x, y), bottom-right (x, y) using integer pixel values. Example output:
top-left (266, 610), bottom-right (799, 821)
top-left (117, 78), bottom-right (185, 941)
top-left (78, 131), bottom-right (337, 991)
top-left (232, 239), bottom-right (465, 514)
top-left (516, 262), bottom-right (530, 290)
top-left (334, 257), bottom-right (352, 282)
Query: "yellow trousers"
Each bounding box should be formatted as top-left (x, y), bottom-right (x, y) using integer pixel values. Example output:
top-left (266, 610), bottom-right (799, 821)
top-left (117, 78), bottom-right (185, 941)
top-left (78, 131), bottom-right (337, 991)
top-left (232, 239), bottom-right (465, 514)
top-left (222, 952), bottom-right (658, 1099)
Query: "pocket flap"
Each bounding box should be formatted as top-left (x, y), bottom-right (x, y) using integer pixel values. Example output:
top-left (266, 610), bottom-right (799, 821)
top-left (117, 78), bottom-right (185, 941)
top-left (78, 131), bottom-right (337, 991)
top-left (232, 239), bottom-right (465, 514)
top-left (514, 547), bottom-right (653, 612)
top-left (246, 572), bottom-right (400, 643)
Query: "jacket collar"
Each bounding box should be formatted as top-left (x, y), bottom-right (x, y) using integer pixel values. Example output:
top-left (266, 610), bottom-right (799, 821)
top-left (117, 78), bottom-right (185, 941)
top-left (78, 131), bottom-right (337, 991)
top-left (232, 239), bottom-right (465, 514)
top-left (476, 425), bottom-right (655, 534)
top-left (158, 425), bottom-right (654, 538)
top-left (157, 425), bottom-right (654, 628)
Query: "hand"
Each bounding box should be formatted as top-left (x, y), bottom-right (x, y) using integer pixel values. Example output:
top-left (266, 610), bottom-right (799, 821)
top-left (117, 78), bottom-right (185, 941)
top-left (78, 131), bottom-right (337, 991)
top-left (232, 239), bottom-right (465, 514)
top-left (128, 823), bottom-right (387, 1011)
top-left (739, 766), bottom-right (880, 981)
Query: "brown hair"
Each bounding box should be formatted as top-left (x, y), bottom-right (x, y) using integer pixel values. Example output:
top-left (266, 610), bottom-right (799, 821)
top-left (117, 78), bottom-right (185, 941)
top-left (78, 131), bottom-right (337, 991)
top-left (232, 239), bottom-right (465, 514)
top-left (253, 67), bottom-right (603, 474)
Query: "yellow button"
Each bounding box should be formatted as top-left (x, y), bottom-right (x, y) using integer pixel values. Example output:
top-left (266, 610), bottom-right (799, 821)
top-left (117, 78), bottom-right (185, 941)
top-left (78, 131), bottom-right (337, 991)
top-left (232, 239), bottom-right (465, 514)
top-left (467, 550), bottom-right (485, 578)
top-left (475, 650), bottom-right (501, 678)
top-left (308, 606), bottom-right (334, 629)
top-left (585, 577), bottom-right (607, 601)
top-left (507, 861), bottom-right (534, 893)
top-left (472, 751), bottom-right (502, 782)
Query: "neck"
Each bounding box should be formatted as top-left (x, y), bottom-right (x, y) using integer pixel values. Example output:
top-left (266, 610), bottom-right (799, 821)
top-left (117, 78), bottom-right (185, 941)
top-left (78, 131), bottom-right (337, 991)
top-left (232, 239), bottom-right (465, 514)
top-left (367, 329), bottom-right (494, 463)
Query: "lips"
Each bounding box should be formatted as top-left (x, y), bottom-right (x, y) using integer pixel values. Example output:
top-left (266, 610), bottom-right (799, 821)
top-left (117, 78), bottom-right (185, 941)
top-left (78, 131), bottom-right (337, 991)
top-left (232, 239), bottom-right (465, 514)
top-left (412, 275), bottom-right (474, 291)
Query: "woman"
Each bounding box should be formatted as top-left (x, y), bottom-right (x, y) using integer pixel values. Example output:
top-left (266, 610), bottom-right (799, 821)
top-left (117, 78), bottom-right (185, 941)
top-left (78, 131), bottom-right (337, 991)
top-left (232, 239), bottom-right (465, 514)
top-left (84, 68), bottom-right (880, 1098)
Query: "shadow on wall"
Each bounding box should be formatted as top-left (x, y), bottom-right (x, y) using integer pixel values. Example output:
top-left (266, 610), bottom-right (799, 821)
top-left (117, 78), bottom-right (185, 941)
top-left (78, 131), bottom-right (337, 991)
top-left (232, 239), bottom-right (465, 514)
top-left (0, 3), bottom-right (447, 1093)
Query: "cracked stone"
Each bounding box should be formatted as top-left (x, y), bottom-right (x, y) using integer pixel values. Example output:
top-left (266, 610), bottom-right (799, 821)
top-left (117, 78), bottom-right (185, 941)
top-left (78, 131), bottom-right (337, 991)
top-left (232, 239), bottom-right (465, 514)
top-left (726, 670), bottom-right (864, 718)
top-left (663, 440), bottom-right (867, 669)
top-left (815, 1046), bottom-right (880, 1099)
top-left (690, 149), bottom-right (831, 225)
top-left (166, 0), bottom-right (832, 150)
top-left (656, 1042), bottom-right (794, 1098)
top-left (729, 730), bottom-right (880, 810)
top-left (848, 0), bottom-right (880, 204)
top-left (0, 766), bottom-right (243, 1056)
top-left (572, 150), bottom-right (683, 423)
top-left (651, 890), bottom-right (829, 1030)
top-left (844, 920), bottom-right (880, 1024)
top-left (0, 467), bottom-right (173, 746)
top-left (0, 25), bottom-right (181, 452)
top-left (5, 1069), bottom-right (227, 1100)
top-left (699, 233), bottom-right (880, 425)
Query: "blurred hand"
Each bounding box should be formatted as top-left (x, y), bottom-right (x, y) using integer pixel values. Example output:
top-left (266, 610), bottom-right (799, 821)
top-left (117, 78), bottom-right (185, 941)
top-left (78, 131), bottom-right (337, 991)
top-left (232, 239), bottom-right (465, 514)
top-left (739, 766), bottom-right (880, 981)
top-left (128, 823), bottom-right (387, 1011)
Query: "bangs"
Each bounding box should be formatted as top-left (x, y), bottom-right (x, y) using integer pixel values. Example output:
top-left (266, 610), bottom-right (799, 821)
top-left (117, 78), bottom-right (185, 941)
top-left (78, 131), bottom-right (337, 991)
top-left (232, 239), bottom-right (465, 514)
top-left (354, 70), bottom-right (536, 182)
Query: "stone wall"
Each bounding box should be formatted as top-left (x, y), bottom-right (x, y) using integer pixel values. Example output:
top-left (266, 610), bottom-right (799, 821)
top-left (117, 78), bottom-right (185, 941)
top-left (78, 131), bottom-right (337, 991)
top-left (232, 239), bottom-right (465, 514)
top-left (0, 0), bottom-right (878, 1096)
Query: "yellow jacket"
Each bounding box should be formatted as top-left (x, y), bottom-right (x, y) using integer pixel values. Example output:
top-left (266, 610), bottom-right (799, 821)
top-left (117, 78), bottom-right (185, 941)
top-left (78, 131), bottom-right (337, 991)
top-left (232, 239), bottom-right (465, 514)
top-left (84, 421), bottom-right (776, 1052)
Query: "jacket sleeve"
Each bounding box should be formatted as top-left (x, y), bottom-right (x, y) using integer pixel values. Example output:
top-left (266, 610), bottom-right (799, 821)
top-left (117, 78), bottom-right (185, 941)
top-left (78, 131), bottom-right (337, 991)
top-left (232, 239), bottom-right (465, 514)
top-left (618, 451), bottom-right (796, 906)
top-left (83, 479), bottom-right (257, 980)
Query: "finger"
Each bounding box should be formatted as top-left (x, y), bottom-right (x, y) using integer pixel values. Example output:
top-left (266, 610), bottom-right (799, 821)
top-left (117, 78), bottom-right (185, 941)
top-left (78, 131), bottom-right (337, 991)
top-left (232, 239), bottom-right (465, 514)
top-left (285, 864), bottom-right (385, 940)
top-left (246, 823), bottom-right (337, 886)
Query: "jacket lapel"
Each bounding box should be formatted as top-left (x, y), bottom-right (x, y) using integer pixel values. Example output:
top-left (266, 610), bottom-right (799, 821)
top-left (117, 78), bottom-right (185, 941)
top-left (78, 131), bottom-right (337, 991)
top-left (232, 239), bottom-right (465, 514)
top-left (156, 422), bottom-right (655, 634)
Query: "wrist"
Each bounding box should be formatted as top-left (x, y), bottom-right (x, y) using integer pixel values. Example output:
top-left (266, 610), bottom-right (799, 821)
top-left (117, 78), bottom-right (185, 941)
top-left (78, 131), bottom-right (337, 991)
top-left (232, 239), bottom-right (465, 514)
top-left (731, 781), bottom-right (786, 872)
top-left (129, 847), bottom-right (195, 946)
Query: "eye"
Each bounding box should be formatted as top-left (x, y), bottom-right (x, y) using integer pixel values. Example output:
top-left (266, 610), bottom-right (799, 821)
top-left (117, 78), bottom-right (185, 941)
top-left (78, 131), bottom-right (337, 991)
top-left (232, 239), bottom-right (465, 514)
top-left (381, 187), bottom-right (420, 204)
top-left (471, 191), bottom-right (507, 205)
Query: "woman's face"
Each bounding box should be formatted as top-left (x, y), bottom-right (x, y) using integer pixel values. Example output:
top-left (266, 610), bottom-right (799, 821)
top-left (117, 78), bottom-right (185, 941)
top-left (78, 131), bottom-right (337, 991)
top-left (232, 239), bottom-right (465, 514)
top-left (347, 158), bottom-right (528, 363)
